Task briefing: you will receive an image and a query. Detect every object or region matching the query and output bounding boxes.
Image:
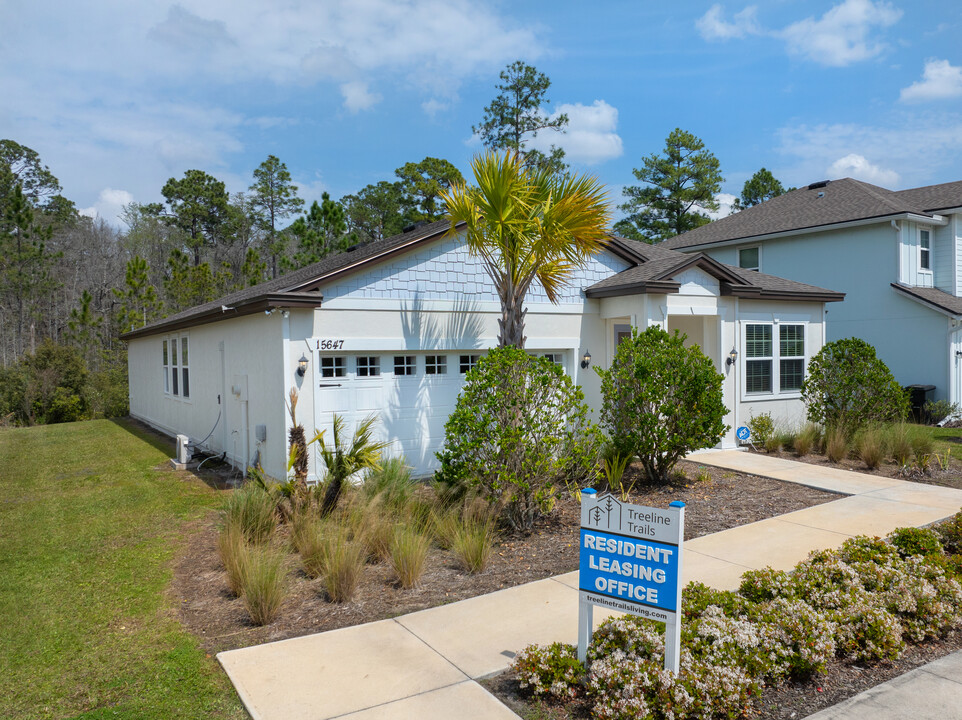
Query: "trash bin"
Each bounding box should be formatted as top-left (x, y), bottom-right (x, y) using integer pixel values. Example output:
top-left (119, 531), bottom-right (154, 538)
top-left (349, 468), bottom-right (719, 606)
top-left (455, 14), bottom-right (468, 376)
top-left (904, 384), bottom-right (936, 423)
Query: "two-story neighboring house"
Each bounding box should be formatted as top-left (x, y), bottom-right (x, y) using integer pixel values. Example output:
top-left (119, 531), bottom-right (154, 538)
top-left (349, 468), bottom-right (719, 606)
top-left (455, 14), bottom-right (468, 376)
top-left (661, 178), bottom-right (962, 407)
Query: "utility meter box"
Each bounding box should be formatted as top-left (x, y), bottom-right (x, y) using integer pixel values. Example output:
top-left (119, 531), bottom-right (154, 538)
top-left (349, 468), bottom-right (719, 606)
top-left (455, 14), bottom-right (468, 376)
top-left (255, 424), bottom-right (267, 442)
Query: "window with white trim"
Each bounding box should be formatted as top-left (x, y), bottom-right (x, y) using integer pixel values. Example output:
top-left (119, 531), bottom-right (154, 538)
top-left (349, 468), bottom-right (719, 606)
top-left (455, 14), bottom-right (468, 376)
top-left (394, 355), bottom-right (416, 376)
top-left (459, 354), bottom-right (480, 374)
top-left (356, 356), bottom-right (380, 377)
top-left (320, 356), bottom-right (346, 378)
top-left (744, 323), bottom-right (806, 395)
top-left (425, 355), bottom-right (447, 375)
top-left (739, 247), bottom-right (760, 272)
top-left (919, 229), bottom-right (931, 272)
top-left (180, 336), bottom-right (190, 398)
top-left (162, 339), bottom-right (170, 393)
top-left (542, 353), bottom-right (564, 367)
top-left (170, 337), bottom-right (180, 396)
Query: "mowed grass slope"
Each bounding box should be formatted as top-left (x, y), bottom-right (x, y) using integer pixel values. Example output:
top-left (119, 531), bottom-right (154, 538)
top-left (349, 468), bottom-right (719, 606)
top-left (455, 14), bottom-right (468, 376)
top-left (0, 420), bottom-right (245, 719)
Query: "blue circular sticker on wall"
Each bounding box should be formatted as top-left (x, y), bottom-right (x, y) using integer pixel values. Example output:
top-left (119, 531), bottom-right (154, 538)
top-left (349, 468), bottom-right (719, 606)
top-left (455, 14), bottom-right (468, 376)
top-left (736, 426), bottom-right (751, 441)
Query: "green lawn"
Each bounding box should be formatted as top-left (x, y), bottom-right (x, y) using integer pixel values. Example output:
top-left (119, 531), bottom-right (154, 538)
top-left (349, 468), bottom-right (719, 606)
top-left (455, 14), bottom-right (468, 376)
top-left (0, 420), bottom-right (246, 719)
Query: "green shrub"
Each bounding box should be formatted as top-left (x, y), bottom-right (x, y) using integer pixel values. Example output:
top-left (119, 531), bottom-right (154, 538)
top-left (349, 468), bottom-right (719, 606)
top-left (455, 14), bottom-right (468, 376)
top-left (837, 535), bottom-right (897, 564)
top-left (513, 642), bottom-right (584, 701)
top-left (937, 510), bottom-right (962, 555)
top-left (801, 337), bottom-right (909, 433)
top-left (924, 399), bottom-right (959, 425)
top-left (223, 485), bottom-right (277, 544)
top-left (242, 545), bottom-right (287, 625)
top-left (747, 412), bottom-right (775, 445)
top-left (390, 526), bottom-right (431, 589)
top-left (436, 347), bottom-right (602, 532)
top-left (854, 426), bottom-right (887, 469)
top-left (597, 326), bottom-right (728, 484)
top-left (824, 426), bottom-right (848, 463)
top-left (888, 527), bottom-right (943, 558)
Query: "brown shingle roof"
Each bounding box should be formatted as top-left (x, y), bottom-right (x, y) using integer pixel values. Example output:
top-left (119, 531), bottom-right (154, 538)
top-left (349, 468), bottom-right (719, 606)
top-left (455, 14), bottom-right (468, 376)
top-left (659, 177), bottom-right (949, 251)
top-left (891, 283), bottom-right (962, 316)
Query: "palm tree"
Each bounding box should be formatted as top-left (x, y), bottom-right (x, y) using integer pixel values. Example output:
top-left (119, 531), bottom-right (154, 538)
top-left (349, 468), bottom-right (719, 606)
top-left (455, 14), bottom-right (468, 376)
top-left (316, 414), bottom-right (389, 517)
top-left (442, 151), bottom-right (611, 348)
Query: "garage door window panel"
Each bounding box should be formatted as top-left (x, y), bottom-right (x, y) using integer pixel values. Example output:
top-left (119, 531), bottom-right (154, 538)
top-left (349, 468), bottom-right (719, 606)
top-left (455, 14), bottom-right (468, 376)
top-left (321, 356), bottom-right (346, 378)
top-left (357, 356), bottom-right (381, 377)
top-left (394, 355), bottom-right (417, 376)
top-left (425, 355), bottom-right (447, 375)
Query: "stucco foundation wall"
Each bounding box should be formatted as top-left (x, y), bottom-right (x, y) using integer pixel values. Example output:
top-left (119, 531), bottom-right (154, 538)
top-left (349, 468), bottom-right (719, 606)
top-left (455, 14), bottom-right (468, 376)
top-left (128, 312), bottom-right (288, 479)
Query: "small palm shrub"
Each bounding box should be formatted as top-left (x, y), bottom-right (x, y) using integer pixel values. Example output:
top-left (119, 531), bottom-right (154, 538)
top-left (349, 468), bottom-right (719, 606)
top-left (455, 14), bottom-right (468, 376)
top-left (824, 427), bottom-right (848, 463)
top-left (390, 526), bottom-right (431, 588)
top-left (854, 426), bottom-right (886, 469)
top-left (217, 522), bottom-right (251, 597)
top-left (242, 545), bottom-right (287, 625)
top-left (451, 519), bottom-right (496, 574)
top-left (223, 485), bottom-right (277, 544)
top-left (322, 533), bottom-right (366, 603)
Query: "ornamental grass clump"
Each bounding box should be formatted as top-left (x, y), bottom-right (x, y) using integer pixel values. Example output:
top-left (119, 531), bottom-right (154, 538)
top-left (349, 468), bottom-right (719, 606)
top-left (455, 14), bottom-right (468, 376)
top-left (824, 427), bottom-right (848, 463)
top-left (322, 532), bottom-right (366, 603)
top-left (217, 522), bottom-right (251, 597)
top-left (223, 485), bottom-right (277, 544)
top-left (793, 423), bottom-right (820, 457)
top-left (451, 518), bottom-right (496, 574)
top-left (888, 424), bottom-right (913, 466)
top-left (241, 544), bottom-right (287, 626)
top-left (390, 526), bottom-right (431, 588)
top-left (361, 457), bottom-right (416, 512)
top-left (854, 426), bottom-right (886, 470)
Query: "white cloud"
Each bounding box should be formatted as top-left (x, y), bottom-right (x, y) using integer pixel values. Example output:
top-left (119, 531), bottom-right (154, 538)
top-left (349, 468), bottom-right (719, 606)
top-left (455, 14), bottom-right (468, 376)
top-left (421, 98), bottom-right (450, 118)
top-left (528, 100), bottom-right (624, 165)
top-left (900, 59), bottom-right (962, 103)
top-left (696, 4), bottom-right (761, 41)
top-left (79, 187), bottom-right (135, 225)
top-left (780, 0), bottom-right (902, 67)
top-left (774, 118), bottom-right (962, 189)
top-left (340, 81), bottom-right (382, 113)
top-left (703, 193), bottom-right (738, 220)
top-left (826, 153), bottom-right (899, 185)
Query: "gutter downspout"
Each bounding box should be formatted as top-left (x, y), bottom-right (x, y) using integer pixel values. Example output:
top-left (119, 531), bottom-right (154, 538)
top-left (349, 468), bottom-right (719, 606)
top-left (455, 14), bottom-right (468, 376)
top-left (892, 220), bottom-right (902, 283)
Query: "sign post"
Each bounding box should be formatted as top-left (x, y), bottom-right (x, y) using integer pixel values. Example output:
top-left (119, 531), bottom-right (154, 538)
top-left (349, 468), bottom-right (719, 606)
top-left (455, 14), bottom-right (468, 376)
top-left (577, 489), bottom-right (685, 675)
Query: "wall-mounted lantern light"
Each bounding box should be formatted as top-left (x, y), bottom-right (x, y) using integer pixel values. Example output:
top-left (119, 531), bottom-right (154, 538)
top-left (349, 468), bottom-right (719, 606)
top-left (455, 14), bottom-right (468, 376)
top-left (726, 348), bottom-right (738, 368)
top-left (956, 350), bottom-right (962, 360)
top-left (297, 354), bottom-right (309, 377)
top-left (581, 351), bottom-right (592, 369)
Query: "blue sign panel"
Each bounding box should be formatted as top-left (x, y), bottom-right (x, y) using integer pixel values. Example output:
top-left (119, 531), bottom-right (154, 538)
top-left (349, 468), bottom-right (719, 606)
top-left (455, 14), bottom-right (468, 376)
top-left (579, 529), bottom-right (680, 613)
top-left (736, 426), bottom-right (751, 441)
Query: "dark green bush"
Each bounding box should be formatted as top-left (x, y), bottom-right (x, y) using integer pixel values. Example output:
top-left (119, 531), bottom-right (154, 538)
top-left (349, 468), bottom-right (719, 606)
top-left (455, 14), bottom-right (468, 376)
top-left (747, 412), bottom-right (775, 445)
top-left (937, 510), bottom-right (962, 555)
top-left (801, 337), bottom-right (909, 433)
top-left (436, 347), bottom-right (601, 532)
top-left (597, 326), bottom-right (728, 484)
top-left (888, 527), bottom-right (944, 558)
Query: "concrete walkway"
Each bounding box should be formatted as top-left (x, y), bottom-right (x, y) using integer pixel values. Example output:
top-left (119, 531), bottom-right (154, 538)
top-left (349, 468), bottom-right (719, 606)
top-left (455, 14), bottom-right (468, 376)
top-left (218, 451), bottom-right (962, 720)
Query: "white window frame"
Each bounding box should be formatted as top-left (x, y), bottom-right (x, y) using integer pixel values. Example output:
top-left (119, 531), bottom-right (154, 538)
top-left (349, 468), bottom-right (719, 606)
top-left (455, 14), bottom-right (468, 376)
top-left (425, 355), bottom-right (447, 375)
top-left (738, 246), bottom-right (761, 272)
top-left (741, 321), bottom-right (807, 400)
top-left (170, 337), bottom-right (180, 396)
top-left (162, 339), bottom-right (170, 394)
top-left (394, 355), bottom-right (417, 376)
top-left (919, 228), bottom-right (932, 274)
top-left (180, 335), bottom-right (190, 400)
top-left (356, 356), bottom-right (381, 377)
top-left (320, 356), bottom-right (346, 378)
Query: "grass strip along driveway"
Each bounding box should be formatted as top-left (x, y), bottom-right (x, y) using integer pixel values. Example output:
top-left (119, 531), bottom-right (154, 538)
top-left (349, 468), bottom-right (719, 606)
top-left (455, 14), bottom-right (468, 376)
top-left (0, 419), bottom-right (245, 719)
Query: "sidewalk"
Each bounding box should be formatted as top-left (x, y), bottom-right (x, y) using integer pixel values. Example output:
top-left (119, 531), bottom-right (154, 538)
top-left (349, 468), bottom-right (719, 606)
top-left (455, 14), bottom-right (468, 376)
top-left (218, 451), bottom-right (962, 720)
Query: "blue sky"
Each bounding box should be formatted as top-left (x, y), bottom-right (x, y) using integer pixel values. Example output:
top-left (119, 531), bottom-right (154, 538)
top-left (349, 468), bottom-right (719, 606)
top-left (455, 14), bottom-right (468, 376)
top-left (3, 0), bottom-right (962, 226)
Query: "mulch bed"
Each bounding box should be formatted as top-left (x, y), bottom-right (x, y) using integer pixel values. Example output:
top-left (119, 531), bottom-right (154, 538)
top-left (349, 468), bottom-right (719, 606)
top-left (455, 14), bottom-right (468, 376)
top-left (169, 460), bottom-right (840, 656)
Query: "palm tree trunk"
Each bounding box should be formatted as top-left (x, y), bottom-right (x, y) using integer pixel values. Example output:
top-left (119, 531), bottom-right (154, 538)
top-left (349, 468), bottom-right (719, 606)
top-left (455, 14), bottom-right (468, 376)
top-left (498, 289), bottom-right (527, 348)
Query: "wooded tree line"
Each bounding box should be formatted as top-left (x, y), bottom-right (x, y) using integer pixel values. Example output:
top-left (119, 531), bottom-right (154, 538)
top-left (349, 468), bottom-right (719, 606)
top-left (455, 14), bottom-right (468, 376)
top-left (0, 60), bottom-right (790, 425)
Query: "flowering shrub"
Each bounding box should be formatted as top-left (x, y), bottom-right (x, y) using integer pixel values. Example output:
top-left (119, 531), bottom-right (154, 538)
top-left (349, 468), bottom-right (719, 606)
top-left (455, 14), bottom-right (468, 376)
top-left (889, 527), bottom-right (944, 558)
top-left (938, 510), bottom-right (962, 555)
top-left (512, 521), bottom-right (962, 718)
top-left (513, 642), bottom-right (584, 701)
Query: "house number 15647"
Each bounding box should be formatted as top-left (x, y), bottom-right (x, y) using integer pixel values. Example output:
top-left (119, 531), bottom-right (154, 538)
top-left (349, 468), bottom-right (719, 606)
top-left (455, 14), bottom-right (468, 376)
top-left (317, 339), bottom-right (345, 350)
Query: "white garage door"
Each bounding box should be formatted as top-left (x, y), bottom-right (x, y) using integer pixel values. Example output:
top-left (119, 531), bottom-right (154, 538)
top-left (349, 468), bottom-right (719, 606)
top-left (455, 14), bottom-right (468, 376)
top-left (313, 350), bottom-right (568, 478)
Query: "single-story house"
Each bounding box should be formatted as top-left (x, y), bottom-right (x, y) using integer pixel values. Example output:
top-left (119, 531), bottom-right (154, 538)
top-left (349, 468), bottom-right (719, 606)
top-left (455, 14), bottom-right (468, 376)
top-left (123, 221), bottom-right (843, 481)
top-left (660, 177), bottom-right (962, 407)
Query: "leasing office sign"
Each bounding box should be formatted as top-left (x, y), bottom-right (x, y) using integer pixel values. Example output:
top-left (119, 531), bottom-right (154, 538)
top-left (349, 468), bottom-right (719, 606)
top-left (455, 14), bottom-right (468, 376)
top-left (577, 490), bottom-right (685, 674)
